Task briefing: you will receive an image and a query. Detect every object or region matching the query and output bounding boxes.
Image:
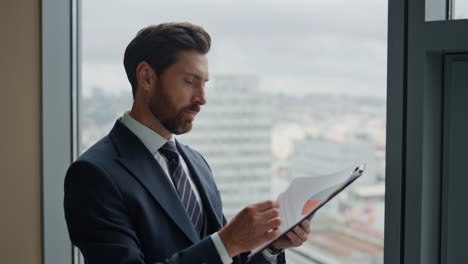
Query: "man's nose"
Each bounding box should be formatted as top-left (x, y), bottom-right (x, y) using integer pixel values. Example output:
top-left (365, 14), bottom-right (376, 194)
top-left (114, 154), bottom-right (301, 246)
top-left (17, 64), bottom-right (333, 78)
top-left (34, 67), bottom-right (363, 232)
top-left (193, 85), bottom-right (207, 105)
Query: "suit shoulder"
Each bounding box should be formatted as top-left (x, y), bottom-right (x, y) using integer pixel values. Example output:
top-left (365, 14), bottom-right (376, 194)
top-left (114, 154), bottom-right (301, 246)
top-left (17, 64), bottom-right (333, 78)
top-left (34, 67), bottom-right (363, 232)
top-left (68, 135), bottom-right (119, 176)
top-left (178, 141), bottom-right (203, 158)
top-left (65, 135), bottom-right (120, 190)
top-left (178, 141), bottom-right (212, 171)
top-left (77, 135), bottom-right (117, 164)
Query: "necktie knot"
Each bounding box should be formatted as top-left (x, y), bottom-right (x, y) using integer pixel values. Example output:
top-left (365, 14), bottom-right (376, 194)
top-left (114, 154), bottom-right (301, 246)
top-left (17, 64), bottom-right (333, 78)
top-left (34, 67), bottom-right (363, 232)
top-left (159, 141), bottom-right (179, 161)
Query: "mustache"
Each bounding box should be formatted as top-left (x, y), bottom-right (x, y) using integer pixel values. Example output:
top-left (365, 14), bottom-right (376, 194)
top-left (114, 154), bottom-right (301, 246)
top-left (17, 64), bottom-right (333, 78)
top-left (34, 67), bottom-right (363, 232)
top-left (186, 104), bottom-right (200, 113)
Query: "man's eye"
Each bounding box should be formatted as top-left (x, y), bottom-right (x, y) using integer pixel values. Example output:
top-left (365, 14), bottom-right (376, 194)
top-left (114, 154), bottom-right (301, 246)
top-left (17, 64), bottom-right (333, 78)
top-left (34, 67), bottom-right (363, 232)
top-left (185, 80), bottom-right (194, 85)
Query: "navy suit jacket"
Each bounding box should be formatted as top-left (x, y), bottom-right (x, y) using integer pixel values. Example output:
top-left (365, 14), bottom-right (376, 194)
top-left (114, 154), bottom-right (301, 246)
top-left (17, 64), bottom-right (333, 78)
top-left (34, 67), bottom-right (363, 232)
top-left (64, 120), bottom-right (285, 264)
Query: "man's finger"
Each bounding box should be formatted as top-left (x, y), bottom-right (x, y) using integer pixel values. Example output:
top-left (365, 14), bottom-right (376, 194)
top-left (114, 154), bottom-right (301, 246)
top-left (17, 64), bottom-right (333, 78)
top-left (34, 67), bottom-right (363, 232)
top-left (301, 219), bottom-right (311, 234)
top-left (265, 228), bottom-right (281, 240)
top-left (264, 217), bottom-right (282, 231)
top-left (255, 200), bottom-right (280, 212)
top-left (293, 225), bottom-right (308, 241)
top-left (261, 208), bottom-right (280, 220)
top-left (286, 231), bottom-right (302, 246)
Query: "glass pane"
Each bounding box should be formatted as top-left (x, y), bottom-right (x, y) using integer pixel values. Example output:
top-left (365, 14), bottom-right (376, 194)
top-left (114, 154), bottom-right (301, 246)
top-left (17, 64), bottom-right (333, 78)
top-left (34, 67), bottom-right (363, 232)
top-left (453, 0), bottom-right (468, 19)
top-left (79, 0), bottom-right (387, 263)
top-left (426, 0), bottom-right (447, 21)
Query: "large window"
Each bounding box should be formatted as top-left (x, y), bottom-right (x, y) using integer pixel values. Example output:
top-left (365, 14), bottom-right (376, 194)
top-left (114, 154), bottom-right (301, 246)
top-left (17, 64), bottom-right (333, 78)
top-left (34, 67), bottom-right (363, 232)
top-left (79, 1), bottom-right (387, 263)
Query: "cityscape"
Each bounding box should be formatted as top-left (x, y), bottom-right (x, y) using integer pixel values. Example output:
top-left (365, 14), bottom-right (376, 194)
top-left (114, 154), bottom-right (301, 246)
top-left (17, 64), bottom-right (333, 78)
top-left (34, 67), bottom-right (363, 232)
top-left (79, 74), bottom-right (386, 264)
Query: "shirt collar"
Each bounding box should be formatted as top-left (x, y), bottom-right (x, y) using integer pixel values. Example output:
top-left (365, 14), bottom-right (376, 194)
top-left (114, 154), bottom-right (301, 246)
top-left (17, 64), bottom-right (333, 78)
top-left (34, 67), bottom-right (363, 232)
top-left (120, 111), bottom-right (175, 155)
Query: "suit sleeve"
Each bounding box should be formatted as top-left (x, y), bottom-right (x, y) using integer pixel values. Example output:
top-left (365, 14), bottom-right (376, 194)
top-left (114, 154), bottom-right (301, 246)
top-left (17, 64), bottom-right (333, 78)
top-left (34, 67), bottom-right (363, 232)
top-left (64, 160), bottom-right (224, 264)
top-left (218, 217), bottom-right (285, 264)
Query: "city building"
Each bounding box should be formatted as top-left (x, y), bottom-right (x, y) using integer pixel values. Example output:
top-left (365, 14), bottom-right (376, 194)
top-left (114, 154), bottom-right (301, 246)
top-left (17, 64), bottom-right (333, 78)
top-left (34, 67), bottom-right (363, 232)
top-left (180, 75), bottom-right (273, 219)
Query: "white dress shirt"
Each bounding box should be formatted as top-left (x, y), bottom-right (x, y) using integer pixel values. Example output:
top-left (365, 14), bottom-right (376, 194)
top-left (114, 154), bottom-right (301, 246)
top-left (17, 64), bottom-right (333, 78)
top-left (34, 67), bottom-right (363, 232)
top-left (120, 112), bottom-right (278, 264)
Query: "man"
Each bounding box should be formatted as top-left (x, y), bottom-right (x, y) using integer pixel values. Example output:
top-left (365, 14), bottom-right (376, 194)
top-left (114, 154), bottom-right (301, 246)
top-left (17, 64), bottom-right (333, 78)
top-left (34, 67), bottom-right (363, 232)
top-left (64, 22), bottom-right (312, 264)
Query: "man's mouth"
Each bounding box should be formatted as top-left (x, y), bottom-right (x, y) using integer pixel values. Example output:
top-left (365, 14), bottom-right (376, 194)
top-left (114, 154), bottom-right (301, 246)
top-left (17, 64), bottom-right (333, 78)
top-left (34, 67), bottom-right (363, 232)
top-left (183, 108), bottom-right (199, 118)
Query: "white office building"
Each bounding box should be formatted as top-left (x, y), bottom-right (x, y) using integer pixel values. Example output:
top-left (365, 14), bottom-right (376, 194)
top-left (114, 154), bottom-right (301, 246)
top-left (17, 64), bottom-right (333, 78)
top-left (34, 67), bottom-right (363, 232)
top-left (179, 75), bottom-right (273, 220)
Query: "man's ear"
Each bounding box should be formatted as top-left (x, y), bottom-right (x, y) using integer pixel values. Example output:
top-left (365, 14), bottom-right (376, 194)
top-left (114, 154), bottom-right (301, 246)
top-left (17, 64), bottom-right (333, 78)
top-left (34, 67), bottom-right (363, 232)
top-left (135, 61), bottom-right (157, 93)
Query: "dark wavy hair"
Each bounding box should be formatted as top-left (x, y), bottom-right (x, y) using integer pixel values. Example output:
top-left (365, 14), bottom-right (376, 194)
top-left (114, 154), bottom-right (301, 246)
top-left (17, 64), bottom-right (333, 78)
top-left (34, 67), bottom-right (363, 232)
top-left (123, 22), bottom-right (211, 98)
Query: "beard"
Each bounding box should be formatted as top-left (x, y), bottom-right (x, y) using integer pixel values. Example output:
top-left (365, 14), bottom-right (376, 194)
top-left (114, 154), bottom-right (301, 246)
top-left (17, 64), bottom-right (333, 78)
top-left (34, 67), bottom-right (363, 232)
top-left (159, 112), bottom-right (192, 135)
top-left (148, 83), bottom-right (199, 135)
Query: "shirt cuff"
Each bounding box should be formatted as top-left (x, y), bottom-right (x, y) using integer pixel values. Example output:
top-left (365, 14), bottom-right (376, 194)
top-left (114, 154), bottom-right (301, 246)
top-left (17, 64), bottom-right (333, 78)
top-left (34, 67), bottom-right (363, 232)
top-left (262, 249), bottom-right (279, 264)
top-left (211, 232), bottom-right (232, 264)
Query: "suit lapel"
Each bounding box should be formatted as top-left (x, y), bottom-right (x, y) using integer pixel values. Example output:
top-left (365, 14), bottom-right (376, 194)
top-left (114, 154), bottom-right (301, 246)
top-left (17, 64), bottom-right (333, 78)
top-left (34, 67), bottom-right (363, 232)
top-left (109, 121), bottom-right (199, 244)
top-left (176, 140), bottom-right (223, 230)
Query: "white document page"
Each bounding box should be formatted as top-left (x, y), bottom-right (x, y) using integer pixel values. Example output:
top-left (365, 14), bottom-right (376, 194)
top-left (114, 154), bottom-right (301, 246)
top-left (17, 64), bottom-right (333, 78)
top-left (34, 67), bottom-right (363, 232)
top-left (248, 164), bottom-right (365, 258)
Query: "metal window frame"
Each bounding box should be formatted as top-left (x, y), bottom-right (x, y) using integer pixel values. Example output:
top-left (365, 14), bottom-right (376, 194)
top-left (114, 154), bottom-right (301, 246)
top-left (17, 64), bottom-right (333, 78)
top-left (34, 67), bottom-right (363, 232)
top-left (386, 0), bottom-right (468, 263)
top-left (440, 54), bottom-right (468, 264)
top-left (41, 0), bottom-right (80, 263)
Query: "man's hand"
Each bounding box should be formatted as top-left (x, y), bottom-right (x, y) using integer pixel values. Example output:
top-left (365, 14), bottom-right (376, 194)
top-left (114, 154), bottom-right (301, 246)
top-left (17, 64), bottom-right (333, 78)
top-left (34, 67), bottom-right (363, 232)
top-left (270, 214), bottom-right (314, 250)
top-left (218, 200), bottom-right (282, 257)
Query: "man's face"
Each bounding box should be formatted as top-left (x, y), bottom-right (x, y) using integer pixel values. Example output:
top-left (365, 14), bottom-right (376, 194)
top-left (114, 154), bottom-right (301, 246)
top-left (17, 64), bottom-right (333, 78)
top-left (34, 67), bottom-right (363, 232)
top-left (148, 50), bottom-right (209, 135)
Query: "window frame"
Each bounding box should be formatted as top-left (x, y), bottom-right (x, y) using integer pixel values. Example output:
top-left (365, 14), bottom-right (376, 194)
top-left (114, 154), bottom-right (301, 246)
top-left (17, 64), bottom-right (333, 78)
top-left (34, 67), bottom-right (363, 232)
top-left (386, 0), bottom-right (468, 264)
top-left (41, 0), bottom-right (80, 263)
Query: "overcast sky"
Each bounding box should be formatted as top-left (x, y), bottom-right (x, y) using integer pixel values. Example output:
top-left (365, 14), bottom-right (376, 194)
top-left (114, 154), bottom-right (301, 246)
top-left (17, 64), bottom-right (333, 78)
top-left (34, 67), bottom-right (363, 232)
top-left (81, 0), bottom-right (388, 97)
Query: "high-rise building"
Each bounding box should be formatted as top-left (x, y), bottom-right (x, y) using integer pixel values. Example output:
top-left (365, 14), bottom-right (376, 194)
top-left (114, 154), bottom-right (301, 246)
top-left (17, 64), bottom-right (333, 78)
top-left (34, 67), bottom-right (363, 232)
top-left (179, 75), bottom-right (273, 220)
top-left (289, 136), bottom-right (377, 185)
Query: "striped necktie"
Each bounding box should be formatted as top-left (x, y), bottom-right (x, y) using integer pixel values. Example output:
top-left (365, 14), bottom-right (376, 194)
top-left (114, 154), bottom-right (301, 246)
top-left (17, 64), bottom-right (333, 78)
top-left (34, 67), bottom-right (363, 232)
top-left (159, 141), bottom-right (203, 235)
